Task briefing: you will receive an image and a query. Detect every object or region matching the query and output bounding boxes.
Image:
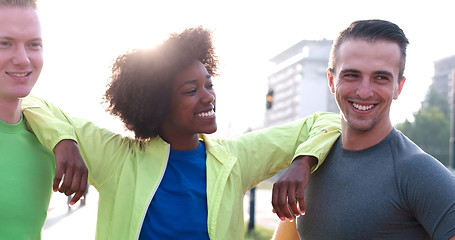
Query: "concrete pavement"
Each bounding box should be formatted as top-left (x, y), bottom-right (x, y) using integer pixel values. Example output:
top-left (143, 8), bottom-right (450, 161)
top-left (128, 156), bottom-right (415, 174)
top-left (42, 187), bottom-right (98, 239)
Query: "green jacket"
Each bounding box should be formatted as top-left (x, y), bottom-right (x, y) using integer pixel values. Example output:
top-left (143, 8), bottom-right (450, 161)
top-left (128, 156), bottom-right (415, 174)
top-left (22, 95), bottom-right (341, 240)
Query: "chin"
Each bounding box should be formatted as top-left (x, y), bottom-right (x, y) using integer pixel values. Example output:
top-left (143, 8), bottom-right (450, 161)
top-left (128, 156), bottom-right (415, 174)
top-left (347, 120), bottom-right (375, 133)
top-left (12, 87), bottom-right (34, 99)
top-left (202, 125), bottom-right (217, 134)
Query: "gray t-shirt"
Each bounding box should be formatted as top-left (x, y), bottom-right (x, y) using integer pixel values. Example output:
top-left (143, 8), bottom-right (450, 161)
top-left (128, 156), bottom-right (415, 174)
top-left (297, 128), bottom-right (455, 240)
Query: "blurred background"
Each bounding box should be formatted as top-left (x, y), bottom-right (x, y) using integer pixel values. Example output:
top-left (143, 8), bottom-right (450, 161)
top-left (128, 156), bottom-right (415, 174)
top-left (36, 0), bottom-right (455, 238)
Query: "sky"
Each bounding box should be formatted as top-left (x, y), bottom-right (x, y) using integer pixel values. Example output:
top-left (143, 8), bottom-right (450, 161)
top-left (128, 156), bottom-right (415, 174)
top-left (33, 0), bottom-right (455, 138)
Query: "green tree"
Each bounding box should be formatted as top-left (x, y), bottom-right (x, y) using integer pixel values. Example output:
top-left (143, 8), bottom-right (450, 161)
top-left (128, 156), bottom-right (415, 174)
top-left (422, 87), bottom-right (450, 118)
top-left (396, 87), bottom-right (450, 166)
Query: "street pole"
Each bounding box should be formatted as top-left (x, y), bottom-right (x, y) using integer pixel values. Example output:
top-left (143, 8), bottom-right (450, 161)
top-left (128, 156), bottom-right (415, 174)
top-left (248, 187), bottom-right (256, 234)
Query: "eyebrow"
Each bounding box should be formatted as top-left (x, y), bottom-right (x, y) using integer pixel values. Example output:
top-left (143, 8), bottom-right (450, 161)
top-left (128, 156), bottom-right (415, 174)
top-left (0, 36), bottom-right (43, 42)
top-left (340, 69), bottom-right (393, 77)
top-left (373, 71), bottom-right (393, 77)
top-left (178, 74), bottom-right (211, 88)
top-left (179, 79), bottom-right (198, 88)
top-left (340, 69), bottom-right (361, 75)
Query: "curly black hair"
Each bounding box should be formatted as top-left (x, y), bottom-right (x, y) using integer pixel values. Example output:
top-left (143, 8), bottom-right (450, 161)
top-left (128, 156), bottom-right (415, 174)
top-left (104, 26), bottom-right (218, 140)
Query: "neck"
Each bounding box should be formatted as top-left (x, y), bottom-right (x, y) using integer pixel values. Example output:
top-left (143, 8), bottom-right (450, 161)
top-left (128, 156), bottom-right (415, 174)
top-left (340, 119), bottom-right (393, 150)
top-left (161, 133), bottom-right (201, 151)
top-left (0, 97), bottom-right (22, 124)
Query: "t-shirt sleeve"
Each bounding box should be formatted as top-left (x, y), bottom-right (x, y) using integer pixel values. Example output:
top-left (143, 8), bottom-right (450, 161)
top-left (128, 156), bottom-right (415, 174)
top-left (398, 153), bottom-right (455, 239)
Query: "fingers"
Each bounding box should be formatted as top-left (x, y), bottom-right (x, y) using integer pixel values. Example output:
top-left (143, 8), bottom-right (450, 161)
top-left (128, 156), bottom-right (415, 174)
top-left (53, 160), bottom-right (89, 205)
top-left (61, 164), bottom-right (88, 205)
top-left (53, 163), bottom-right (65, 192)
top-left (272, 181), bottom-right (286, 221)
top-left (53, 140), bottom-right (89, 204)
top-left (287, 186), bottom-right (300, 218)
top-left (69, 175), bottom-right (87, 205)
top-left (60, 167), bottom-right (74, 195)
top-left (296, 188), bottom-right (306, 216)
top-left (271, 156), bottom-right (314, 220)
top-left (272, 181), bottom-right (297, 221)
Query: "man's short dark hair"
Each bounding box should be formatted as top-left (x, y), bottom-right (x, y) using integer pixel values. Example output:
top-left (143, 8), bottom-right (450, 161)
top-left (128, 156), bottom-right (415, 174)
top-left (329, 19), bottom-right (409, 81)
top-left (0, 0), bottom-right (37, 8)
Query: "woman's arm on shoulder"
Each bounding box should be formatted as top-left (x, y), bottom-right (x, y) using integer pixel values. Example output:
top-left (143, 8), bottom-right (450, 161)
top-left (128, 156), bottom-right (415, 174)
top-left (22, 95), bottom-right (133, 188)
top-left (272, 112), bottom-right (341, 220)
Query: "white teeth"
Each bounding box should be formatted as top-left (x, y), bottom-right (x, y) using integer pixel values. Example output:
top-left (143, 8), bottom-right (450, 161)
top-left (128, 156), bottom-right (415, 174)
top-left (353, 103), bottom-right (374, 111)
top-left (8, 72), bottom-right (29, 77)
top-left (197, 110), bottom-right (215, 117)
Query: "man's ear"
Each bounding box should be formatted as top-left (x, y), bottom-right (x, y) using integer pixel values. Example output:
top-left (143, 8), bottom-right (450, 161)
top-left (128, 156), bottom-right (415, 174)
top-left (393, 77), bottom-right (406, 100)
top-left (327, 68), bottom-right (335, 94)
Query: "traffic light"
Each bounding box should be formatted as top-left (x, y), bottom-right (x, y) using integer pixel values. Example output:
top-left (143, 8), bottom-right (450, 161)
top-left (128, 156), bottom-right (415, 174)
top-left (266, 89), bottom-right (274, 110)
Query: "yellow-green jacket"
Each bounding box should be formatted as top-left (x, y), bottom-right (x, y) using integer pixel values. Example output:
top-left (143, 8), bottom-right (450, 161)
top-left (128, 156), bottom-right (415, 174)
top-left (22, 95), bottom-right (340, 240)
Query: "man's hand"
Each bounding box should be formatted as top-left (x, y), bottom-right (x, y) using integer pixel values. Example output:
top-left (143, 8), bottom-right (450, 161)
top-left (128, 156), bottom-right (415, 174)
top-left (271, 155), bottom-right (317, 221)
top-left (53, 139), bottom-right (88, 205)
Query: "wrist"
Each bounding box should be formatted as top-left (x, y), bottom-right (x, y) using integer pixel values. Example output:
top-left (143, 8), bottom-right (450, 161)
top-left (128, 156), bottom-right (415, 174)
top-left (54, 139), bottom-right (78, 153)
top-left (293, 155), bottom-right (317, 168)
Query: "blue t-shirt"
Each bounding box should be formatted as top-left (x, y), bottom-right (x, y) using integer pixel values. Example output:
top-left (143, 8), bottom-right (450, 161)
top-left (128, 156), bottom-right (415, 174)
top-left (139, 141), bottom-right (209, 239)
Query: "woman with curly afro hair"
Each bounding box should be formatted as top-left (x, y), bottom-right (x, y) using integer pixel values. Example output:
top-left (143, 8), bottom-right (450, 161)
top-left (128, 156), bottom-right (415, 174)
top-left (22, 26), bottom-right (341, 239)
top-left (105, 26), bottom-right (219, 141)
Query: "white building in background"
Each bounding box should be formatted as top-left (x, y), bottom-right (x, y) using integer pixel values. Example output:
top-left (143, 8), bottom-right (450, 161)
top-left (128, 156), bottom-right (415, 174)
top-left (433, 54), bottom-right (455, 100)
top-left (264, 39), bottom-right (338, 127)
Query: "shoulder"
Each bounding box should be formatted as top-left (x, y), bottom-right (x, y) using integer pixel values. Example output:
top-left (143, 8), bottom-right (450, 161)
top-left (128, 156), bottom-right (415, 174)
top-left (388, 129), bottom-right (453, 181)
top-left (388, 129), bottom-right (430, 163)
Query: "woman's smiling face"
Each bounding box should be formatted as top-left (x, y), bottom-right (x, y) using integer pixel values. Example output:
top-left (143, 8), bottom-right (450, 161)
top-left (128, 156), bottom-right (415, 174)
top-left (161, 60), bottom-right (217, 140)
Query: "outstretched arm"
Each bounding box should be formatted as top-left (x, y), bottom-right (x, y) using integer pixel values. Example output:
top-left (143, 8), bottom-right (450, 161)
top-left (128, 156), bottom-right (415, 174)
top-left (22, 97), bottom-right (88, 204)
top-left (22, 94), bottom-right (134, 190)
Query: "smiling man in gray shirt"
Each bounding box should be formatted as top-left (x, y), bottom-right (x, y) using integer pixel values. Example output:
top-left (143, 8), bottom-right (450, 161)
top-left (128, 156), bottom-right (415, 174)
top-left (272, 19), bottom-right (455, 240)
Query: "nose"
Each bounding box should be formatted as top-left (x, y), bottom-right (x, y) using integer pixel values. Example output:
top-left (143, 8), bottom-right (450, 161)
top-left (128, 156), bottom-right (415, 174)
top-left (202, 89), bottom-right (216, 105)
top-left (355, 77), bottom-right (373, 99)
top-left (12, 46), bottom-right (31, 66)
